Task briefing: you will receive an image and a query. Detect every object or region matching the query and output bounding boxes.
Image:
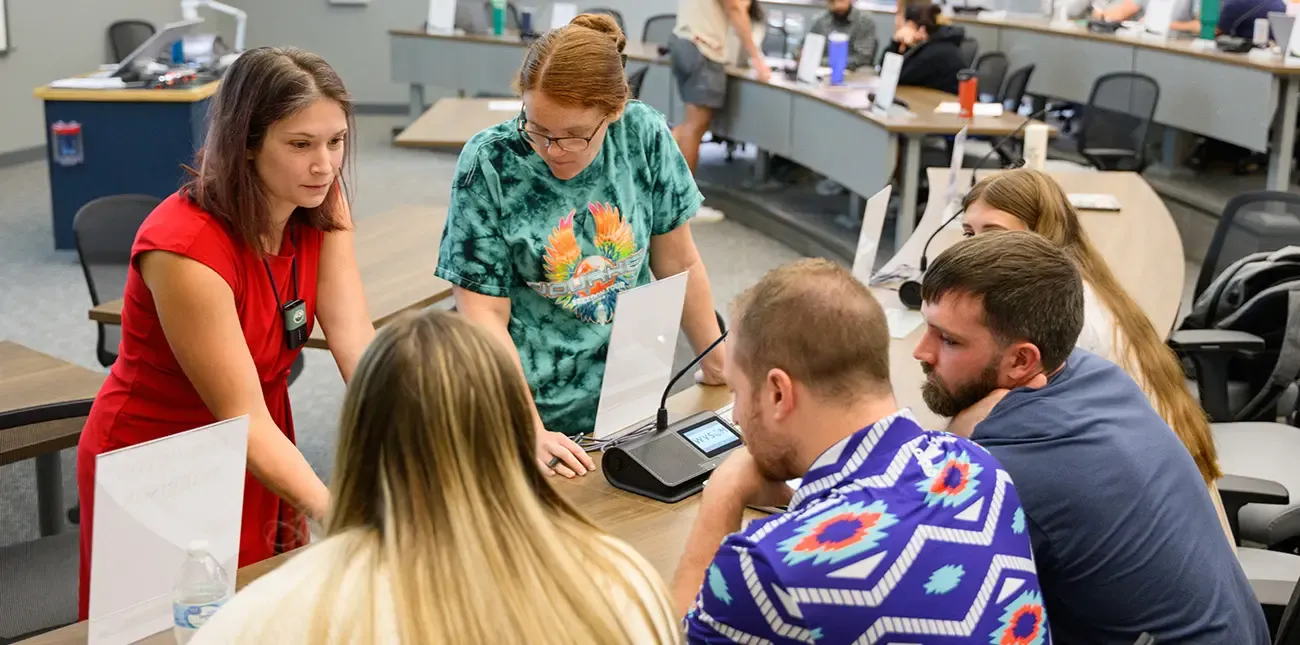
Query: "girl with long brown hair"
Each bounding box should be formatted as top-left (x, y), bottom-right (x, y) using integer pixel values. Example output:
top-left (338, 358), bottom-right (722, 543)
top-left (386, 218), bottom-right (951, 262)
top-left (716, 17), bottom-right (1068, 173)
top-left (960, 168), bottom-right (1234, 547)
top-left (76, 47), bottom-right (376, 618)
top-left (191, 309), bottom-right (681, 644)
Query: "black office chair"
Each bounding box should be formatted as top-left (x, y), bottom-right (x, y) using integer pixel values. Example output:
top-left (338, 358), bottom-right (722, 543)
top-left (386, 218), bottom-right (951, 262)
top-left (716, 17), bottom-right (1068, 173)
top-left (973, 51), bottom-right (1009, 103)
top-left (763, 24), bottom-right (790, 57)
top-left (642, 13), bottom-right (676, 47)
top-left (985, 63), bottom-right (1035, 166)
top-left (586, 7), bottom-right (625, 33)
top-left (107, 20), bottom-right (155, 63)
top-left (73, 194), bottom-right (160, 368)
top-left (627, 66), bottom-right (650, 100)
top-left (480, 1), bottom-right (521, 30)
top-left (1278, 571), bottom-right (1300, 645)
top-left (1076, 71), bottom-right (1160, 172)
top-left (958, 37), bottom-right (979, 67)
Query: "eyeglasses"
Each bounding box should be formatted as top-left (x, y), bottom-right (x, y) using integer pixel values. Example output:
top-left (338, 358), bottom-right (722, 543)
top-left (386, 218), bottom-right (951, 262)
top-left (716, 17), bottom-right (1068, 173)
top-left (517, 111), bottom-right (607, 153)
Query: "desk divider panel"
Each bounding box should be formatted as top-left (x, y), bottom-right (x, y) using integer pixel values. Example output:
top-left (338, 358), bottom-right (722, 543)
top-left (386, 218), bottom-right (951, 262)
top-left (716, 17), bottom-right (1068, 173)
top-left (788, 95), bottom-right (893, 200)
top-left (638, 62), bottom-right (675, 121)
top-left (712, 78), bottom-right (795, 157)
top-left (1135, 48), bottom-right (1274, 152)
top-left (391, 34), bottom-right (459, 89)
top-left (997, 28), bottom-right (1136, 103)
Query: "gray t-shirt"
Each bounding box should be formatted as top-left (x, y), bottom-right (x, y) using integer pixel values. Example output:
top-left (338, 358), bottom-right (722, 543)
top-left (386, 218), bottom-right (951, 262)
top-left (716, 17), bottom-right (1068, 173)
top-left (973, 349), bottom-right (1268, 644)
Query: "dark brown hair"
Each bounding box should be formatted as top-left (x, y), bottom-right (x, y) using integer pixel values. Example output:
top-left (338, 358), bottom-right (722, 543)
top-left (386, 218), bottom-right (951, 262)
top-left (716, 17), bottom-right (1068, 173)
top-left (922, 230), bottom-right (1084, 372)
top-left (515, 13), bottom-right (628, 115)
top-left (731, 258), bottom-right (892, 401)
top-left (964, 169), bottom-right (1221, 482)
top-left (904, 2), bottom-right (948, 30)
top-left (183, 46), bottom-right (353, 255)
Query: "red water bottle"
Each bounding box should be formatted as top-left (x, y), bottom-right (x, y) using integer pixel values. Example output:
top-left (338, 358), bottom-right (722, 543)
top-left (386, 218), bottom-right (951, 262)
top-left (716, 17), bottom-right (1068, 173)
top-left (957, 69), bottom-right (979, 119)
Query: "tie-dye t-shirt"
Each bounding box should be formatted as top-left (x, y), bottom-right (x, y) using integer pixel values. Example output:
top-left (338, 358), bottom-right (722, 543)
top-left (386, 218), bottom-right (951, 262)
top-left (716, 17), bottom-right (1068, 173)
top-left (435, 101), bottom-right (704, 436)
top-left (685, 411), bottom-right (1051, 644)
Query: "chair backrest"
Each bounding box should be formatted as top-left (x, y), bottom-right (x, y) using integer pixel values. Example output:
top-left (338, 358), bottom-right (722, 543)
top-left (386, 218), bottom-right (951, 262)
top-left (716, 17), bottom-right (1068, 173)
top-left (1196, 191), bottom-right (1300, 301)
top-left (1276, 568), bottom-right (1300, 645)
top-left (108, 20), bottom-right (155, 64)
top-left (762, 24), bottom-right (789, 57)
top-left (958, 37), bottom-right (979, 67)
top-left (999, 63), bottom-right (1034, 111)
top-left (586, 7), bottom-right (626, 33)
top-left (642, 13), bottom-right (677, 46)
top-left (627, 66), bottom-right (650, 100)
top-left (1078, 71), bottom-right (1160, 165)
top-left (481, 1), bottom-right (520, 30)
top-left (73, 194), bottom-right (161, 367)
top-left (973, 51), bottom-right (1009, 102)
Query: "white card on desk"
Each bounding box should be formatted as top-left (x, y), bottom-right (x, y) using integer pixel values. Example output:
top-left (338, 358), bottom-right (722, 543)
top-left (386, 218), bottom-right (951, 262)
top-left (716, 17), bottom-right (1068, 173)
top-left (934, 101), bottom-right (1004, 117)
top-left (488, 100), bottom-right (523, 111)
top-left (592, 272), bottom-right (689, 439)
top-left (872, 52), bottom-right (903, 115)
top-left (797, 33), bottom-right (827, 84)
top-left (1068, 193), bottom-right (1122, 211)
top-left (852, 185), bottom-right (893, 285)
top-left (88, 416), bottom-right (248, 645)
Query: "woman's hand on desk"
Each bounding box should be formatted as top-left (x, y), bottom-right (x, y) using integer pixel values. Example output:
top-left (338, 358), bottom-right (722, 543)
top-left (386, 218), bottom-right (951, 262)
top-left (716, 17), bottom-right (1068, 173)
top-left (537, 429), bottom-right (595, 479)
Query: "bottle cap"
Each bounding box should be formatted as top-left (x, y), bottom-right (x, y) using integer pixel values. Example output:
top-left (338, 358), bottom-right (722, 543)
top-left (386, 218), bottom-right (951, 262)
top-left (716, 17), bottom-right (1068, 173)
top-left (187, 539), bottom-right (210, 554)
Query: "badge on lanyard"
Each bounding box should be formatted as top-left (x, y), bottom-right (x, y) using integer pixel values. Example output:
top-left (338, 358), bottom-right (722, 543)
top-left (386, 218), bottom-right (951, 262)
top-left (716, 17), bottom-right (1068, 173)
top-left (263, 227), bottom-right (306, 351)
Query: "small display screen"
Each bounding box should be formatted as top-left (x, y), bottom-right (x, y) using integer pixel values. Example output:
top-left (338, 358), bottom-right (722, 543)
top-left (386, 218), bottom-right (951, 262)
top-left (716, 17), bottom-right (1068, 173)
top-left (679, 420), bottom-right (741, 458)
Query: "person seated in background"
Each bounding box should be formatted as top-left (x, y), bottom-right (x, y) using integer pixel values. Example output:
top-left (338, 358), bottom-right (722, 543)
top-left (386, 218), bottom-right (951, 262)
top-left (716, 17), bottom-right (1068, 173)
top-left (960, 168), bottom-right (1235, 549)
top-left (914, 231), bottom-right (1270, 644)
top-left (1051, 0), bottom-right (1094, 20)
top-left (1093, 0), bottom-right (1199, 32)
top-left (191, 310), bottom-right (680, 644)
top-left (1218, 0), bottom-right (1285, 38)
top-left (802, 0), bottom-right (879, 71)
top-left (886, 3), bottom-right (967, 95)
top-left (672, 259), bottom-right (1049, 644)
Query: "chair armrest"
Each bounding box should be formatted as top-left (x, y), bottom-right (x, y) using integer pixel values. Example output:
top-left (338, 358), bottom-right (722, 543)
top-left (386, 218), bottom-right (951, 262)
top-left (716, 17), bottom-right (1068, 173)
top-left (1168, 329), bottom-right (1266, 353)
top-left (1218, 474), bottom-right (1290, 545)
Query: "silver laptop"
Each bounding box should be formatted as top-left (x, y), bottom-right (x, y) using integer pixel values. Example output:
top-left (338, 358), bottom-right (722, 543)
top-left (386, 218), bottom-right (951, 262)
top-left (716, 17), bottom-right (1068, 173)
top-left (113, 19), bottom-right (203, 79)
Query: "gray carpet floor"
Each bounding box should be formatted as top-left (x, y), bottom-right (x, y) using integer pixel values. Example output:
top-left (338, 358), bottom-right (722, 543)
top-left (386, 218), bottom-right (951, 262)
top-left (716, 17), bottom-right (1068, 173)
top-left (0, 115), bottom-right (803, 548)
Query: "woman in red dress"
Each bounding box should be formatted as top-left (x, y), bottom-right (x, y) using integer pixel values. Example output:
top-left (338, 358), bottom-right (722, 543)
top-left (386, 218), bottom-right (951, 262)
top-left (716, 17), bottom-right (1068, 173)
top-left (76, 47), bottom-right (376, 619)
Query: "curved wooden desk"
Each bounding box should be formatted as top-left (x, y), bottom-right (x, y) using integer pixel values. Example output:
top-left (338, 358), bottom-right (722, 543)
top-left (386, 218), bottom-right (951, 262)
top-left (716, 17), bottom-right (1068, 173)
top-left (388, 28), bottom-right (1054, 248)
top-left (766, 0), bottom-right (1300, 191)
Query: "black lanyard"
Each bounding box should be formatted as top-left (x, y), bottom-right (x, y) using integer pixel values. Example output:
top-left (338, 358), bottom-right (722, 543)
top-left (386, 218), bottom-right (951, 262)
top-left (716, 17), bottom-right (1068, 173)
top-left (262, 226), bottom-right (308, 350)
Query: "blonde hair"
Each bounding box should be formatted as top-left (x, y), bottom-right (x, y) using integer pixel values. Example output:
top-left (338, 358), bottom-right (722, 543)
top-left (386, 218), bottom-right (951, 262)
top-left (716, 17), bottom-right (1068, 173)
top-left (244, 310), bottom-right (680, 644)
top-left (963, 169), bottom-right (1221, 483)
top-left (515, 13), bottom-right (628, 115)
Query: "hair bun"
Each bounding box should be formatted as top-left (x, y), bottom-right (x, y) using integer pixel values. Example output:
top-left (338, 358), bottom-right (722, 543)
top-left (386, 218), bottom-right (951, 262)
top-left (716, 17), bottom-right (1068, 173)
top-left (570, 13), bottom-right (627, 53)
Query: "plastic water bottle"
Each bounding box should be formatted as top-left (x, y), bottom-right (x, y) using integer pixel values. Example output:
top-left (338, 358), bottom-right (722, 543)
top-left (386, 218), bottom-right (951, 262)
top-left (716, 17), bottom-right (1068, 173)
top-left (172, 540), bottom-right (232, 644)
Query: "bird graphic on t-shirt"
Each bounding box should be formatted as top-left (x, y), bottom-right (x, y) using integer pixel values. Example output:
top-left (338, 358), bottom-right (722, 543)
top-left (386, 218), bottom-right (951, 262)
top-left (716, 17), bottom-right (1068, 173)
top-left (540, 202), bottom-right (641, 324)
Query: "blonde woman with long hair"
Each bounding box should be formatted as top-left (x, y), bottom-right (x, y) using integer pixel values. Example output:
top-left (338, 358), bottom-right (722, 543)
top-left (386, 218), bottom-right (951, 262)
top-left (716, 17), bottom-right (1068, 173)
top-left (191, 310), bottom-right (681, 644)
top-left (960, 168), bottom-right (1234, 548)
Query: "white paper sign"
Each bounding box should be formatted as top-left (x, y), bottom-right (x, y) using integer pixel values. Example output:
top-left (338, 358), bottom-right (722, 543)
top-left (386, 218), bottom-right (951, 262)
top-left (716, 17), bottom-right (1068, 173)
top-left (1288, 15), bottom-right (1300, 62)
top-left (873, 52), bottom-right (904, 114)
top-left (88, 417), bottom-right (249, 645)
top-left (934, 102), bottom-right (1005, 116)
top-left (1143, 0), bottom-right (1175, 36)
top-left (488, 100), bottom-right (524, 111)
top-left (797, 33), bottom-right (827, 84)
top-left (946, 126), bottom-right (969, 206)
top-left (852, 185), bottom-right (893, 284)
top-left (592, 272), bottom-right (689, 439)
top-left (551, 2), bottom-right (578, 30)
top-left (426, 0), bottom-right (456, 34)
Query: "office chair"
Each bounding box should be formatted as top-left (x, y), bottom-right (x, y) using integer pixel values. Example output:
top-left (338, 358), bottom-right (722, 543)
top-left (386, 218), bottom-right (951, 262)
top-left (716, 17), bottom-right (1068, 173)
top-left (1076, 71), bottom-right (1160, 172)
top-left (73, 194), bottom-right (160, 368)
top-left (627, 66), bottom-right (650, 100)
top-left (480, 1), bottom-right (521, 30)
top-left (973, 51), bottom-right (1009, 103)
top-left (107, 20), bottom-right (155, 63)
top-left (982, 63), bottom-right (1035, 166)
top-left (958, 37), bottom-right (980, 67)
top-left (586, 7), bottom-right (625, 34)
top-left (642, 13), bottom-right (676, 47)
top-left (762, 23), bottom-right (789, 57)
top-left (1278, 566), bottom-right (1300, 645)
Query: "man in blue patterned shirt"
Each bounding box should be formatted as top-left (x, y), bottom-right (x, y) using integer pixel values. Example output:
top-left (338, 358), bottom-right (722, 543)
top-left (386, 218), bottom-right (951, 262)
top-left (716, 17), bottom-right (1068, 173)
top-left (671, 258), bottom-right (1050, 644)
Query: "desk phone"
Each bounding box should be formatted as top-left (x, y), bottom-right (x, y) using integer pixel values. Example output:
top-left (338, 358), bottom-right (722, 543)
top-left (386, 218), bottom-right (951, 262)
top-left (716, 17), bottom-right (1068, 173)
top-left (602, 410), bottom-right (744, 503)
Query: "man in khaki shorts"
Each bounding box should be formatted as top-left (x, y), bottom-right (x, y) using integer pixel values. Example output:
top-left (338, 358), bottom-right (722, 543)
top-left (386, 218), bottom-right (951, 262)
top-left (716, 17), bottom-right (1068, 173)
top-left (668, 0), bottom-right (770, 222)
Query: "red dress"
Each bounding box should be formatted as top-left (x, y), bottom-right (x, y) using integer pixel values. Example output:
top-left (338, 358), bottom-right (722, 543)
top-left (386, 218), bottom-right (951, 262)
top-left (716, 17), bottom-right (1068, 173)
top-left (76, 193), bottom-right (322, 620)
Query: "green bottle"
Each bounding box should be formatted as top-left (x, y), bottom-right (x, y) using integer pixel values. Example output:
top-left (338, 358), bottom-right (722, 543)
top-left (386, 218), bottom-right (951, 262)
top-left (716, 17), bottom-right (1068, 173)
top-left (1200, 0), bottom-right (1219, 39)
top-left (492, 0), bottom-right (506, 35)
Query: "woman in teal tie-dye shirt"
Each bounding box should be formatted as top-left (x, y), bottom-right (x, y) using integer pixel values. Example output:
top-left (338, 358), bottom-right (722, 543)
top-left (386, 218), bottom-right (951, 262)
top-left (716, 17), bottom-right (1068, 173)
top-left (435, 13), bottom-right (728, 480)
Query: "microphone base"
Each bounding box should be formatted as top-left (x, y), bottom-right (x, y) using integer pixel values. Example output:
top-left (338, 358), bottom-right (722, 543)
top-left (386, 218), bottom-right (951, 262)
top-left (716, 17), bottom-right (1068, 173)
top-left (899, 280), bottom-right (924, 310)
top-left (1214, 36), bottom-right (1255, 53)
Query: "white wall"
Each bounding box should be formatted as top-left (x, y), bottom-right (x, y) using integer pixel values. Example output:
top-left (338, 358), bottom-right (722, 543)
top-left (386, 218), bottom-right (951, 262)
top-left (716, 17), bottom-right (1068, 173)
top-left (0, 0), bottom-right (194, 157)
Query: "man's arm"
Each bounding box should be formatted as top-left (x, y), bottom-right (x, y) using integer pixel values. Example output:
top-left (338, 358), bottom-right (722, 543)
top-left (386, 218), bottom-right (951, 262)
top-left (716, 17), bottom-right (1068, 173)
top-left (1100, 0), bottom-right (1143, 21)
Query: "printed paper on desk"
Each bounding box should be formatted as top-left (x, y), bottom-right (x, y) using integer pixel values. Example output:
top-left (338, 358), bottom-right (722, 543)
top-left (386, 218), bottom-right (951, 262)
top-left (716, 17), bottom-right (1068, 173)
top-left (797, 33), bottom-right (827, 84)
top-left (88, 416), bottom-right (248, 645)
top-left (551, 2), bottom-right (578, 30)
top-left (934, 101), bottom-right (1004, 117)
top-left (592, 272), bottom-right (689, 439)
top-left (852, 185), bottom-right (893, 285)
top-left (872, 52), bottom-right (904, 115)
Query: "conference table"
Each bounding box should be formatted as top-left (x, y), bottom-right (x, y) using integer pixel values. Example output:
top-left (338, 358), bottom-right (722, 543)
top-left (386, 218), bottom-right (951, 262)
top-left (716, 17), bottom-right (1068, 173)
top-left (26, 167), bottom-right (1187, 643)
top-left (87, 206), bottom-right (452, 351)
top-left (0, 341), bottom-right (106, 537)
top-left (767, 0), bottom-right (1300, 192)
top-left (388, 28), bottom-right (1056, 249)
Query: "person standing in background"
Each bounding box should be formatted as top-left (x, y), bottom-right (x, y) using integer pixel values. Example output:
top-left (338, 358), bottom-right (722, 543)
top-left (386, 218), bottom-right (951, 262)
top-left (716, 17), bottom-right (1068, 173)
top-left (669, 0), bottom-right (772, 223)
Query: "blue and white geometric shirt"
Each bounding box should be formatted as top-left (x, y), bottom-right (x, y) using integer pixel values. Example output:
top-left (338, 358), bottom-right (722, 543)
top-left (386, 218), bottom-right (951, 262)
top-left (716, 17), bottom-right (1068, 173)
top-left (684, 410), bottom-right (1051, 644)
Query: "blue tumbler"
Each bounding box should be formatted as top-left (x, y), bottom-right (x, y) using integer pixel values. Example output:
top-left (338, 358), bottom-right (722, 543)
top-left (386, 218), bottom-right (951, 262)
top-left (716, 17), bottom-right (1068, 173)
top-left (827, 32), bottom-right (849, 85)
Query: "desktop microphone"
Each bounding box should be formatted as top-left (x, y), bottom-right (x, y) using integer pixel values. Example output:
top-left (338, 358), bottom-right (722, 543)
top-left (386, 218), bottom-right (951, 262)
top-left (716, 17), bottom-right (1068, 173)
top-left (1216, 0), bottom-right (1279, 52)
top-left (897, 105), bottom-right (1052, 310)
top-left (656, 329), bottom-right (729, 431)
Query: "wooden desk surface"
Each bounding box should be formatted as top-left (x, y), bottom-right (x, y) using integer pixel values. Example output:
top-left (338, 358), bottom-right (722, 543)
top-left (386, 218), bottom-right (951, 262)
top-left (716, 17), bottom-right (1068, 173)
top-left (33, 81), bottom-right (221, 103)
top-left (395, 98), bottom-right (519, 148)
top-left (88, 206), bottom-right (453, 351)
top-left (19, 385), bottom-right (742, 645)
top-left (0, 342), bottom-right (105, 465)
top-left (880, 168), bottom-right (1185, 429)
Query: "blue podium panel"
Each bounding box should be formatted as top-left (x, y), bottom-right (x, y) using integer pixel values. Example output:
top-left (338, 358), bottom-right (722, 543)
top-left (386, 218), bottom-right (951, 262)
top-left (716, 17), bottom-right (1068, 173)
top-left (41, 96), bottom-right (211, 250)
